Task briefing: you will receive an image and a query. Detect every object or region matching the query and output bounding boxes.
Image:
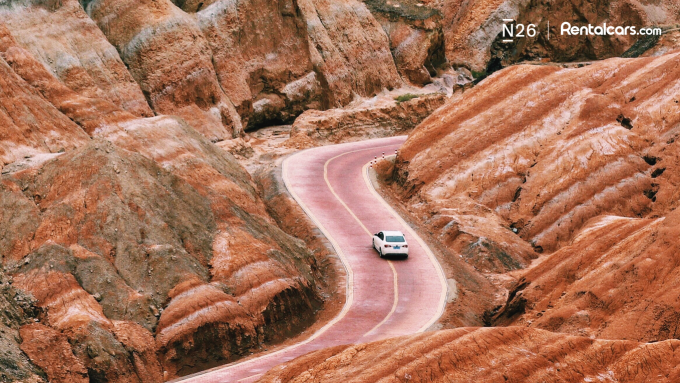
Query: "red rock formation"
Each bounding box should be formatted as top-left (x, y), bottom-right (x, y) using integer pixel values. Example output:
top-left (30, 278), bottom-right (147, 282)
top-left (398, 53), bottom-right (680, 254)
top-left (364, 0), bottom-right (447, 85)
top-left (493, 211), bottom-right (680, 342)
top-left (0, 29), bottom-right (89, 169)
top-left (2, 0), bottom-right (410, 136)
top-left (1, 134), bottom-right (322, 378)
top-left (258, 327), bottom-right (680, 383)
top-left (0, 269), bottom-right (45, 383)
top-left (12, 244), bottom-right (163, 383)
top-left (392, 50), bottom-right (680, 342)
top-left (1, 0), bottom-right (153, 117)
top-left (83, 0), bottom-right (242, 140)
top-left (0, 37), bottom-right (325, 375)
top-left (196, 0), bottom-right (322, 128)
top-left (298, 0), bottom-right (403, 106)
top-left (197, 0), bottom-right (405, 126)
top-left (19, 324), bottom-right (89, 383)
top-left (1, 41), bottom-right (136, 135)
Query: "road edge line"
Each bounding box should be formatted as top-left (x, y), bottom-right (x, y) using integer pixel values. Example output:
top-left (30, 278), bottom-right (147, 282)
top-left (170, 150), bottom-right (355, 383)
top-left (362, 161), bottom-right (448, 333)
top-left (281, 152), bottom-right (355, 343)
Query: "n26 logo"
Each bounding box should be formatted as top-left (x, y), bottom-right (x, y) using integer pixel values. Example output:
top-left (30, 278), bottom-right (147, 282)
top-left (502, 23), bottom-right (538, 38)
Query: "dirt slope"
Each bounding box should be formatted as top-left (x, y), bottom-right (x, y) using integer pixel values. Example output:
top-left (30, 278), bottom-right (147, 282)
top-left (390, 49), bottom-right (680, 345)
top-left (0, 30), bottom-right (89, 170)
top-left (258, 327), bottom-right (680, 383)
top-left (0, 19), bottom-right (334, 381)
top-left (0, 0), bottom-right (153, 118)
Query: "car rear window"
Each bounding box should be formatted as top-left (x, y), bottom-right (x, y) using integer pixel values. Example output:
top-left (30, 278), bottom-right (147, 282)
top-left (386, 236), bottom-right (405, 243)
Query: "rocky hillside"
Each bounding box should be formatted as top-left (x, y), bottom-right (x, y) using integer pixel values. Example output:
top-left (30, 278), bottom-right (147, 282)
top-left (258, 327), bottom-right (680, 382)
top-left (0, 3), bottom-right (344, 381)
top-left (0, 0), bottom-right (453, 379)
top-left (1, 0), bottom-right (679, 381)
top-left (258, 48), bottom-right (680, 383)
top-left (386, 44), bottom-right (680, 350)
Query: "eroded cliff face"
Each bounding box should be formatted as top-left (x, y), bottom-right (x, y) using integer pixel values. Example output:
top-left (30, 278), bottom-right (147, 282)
top-left (0, 28), bottom-right (89, 169)
top-left (363, 0), bottom-right (447, 85)
top-left (82, 0), bottom-right (242, 140)
top-left (393, 51), bottom-right (680, 342)
top-left (195, 0), bottom-right (321, 129)
top-left (258, 327), bottom-right (680, 383)
top-left (0, 16), bottom-right (331, 381)
top-left (0, 0), bottom-right (153, 118)
top-left (298, 0), bottom-right (404, 105)
top-left (81, 0), bottom-right (403, 131)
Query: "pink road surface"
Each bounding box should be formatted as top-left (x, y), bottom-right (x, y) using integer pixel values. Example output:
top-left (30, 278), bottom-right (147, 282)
top-left (174, 136), bottom-right (447, 383)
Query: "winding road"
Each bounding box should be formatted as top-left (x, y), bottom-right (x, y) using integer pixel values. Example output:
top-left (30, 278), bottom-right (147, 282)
top-left (177, 136), bottom-right (447, 383)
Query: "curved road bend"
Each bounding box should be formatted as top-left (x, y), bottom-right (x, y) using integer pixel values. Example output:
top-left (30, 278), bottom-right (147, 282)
top-left (177, 136), bottom-right (447, 383)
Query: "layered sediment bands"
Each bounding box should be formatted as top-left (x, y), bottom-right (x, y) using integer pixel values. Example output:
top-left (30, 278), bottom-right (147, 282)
top-left (398, 53), bottom-right (680, 255)
top-left (493, 212), bottom-right (680, 342)
top-left (394, 51), bottom-right (680, 338)
top-left (1, 42), bottom-right (323, 371)
top-left (1, 133), bottom-right (322, 378)
top-left (259, 327), bottom-right (680, 383)
top-left (287, 92), bottom-right (447, 148)
top-left (364, 0), bottom-right (447, 85)
top-left (1, 44), bottom-right (323, 373)
top-left (155, 280), bottom-right (258, 375)
top-left (0, 45), bottom-right (89, 169)
top-left (0, 37), bottom-right (138, 135)
top-left (4, 142), bottom-right (214, 293)
top-left (0, 0), bottom-right (153, 118)
top-left (12, 244), bottom-right (164, 383)
top-left (84, 0), bottom-right (241, 140)
top-left (197, 0), bottom-right (322, 128)
top-left (297, 0), bottom-right (403, 106)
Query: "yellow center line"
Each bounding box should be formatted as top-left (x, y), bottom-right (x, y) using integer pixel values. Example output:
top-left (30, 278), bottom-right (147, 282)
top-left (323, 152), bottom-right (374, 237)
top-left (363, 260), bottom-right (399, 337)
top-left (362, 160), bottom-right (449, 333)
top-left (168, 141), bottom-right (412, 383)
top-left (322, 148), bottom-right (400, 338)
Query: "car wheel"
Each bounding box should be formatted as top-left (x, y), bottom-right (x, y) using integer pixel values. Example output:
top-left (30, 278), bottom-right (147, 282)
top-left (379, 248), bottom-right (384, 258)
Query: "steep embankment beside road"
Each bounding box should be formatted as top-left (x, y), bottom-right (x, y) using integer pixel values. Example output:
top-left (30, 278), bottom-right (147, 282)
top-left (393, 51), bottom-right (680, 341)
top-left (0, 14), bottom-right (333, 382)
top-left (258, 327), bottom-right (680, 383)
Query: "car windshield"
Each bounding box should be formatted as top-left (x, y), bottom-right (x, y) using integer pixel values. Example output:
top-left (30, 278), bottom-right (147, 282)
top-left (386, 236), bottom-right (405, 243)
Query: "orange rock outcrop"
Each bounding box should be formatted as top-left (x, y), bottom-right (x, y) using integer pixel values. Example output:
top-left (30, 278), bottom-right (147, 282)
top-left (387, 49), bottom-right (680, 369)
top-left (0, 13), bottom-right (330, 380)
top-left (258, 327), bottom-right (680, 383)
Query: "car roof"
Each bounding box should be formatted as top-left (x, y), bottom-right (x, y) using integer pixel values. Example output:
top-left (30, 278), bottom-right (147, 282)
top-left (381, 230), bottom-right (405, 236)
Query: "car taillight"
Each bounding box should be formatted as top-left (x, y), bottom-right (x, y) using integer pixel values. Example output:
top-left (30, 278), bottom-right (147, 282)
top-left (384, 244), bottom-right (392, 248)
top-left (402, 245), bottom-right (408, 248)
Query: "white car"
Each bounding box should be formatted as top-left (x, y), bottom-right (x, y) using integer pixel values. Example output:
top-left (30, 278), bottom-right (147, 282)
top-left (372, 230), bottom-right (409, 259)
